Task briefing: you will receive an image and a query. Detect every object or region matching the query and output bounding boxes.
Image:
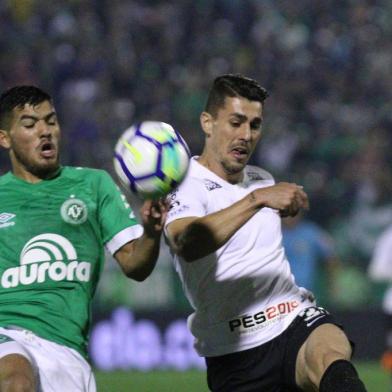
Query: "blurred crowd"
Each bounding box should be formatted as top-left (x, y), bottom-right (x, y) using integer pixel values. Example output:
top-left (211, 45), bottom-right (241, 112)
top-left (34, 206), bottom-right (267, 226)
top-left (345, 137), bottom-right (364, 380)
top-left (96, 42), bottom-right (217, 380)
top-left (1, 0), bottom-right (392, 309)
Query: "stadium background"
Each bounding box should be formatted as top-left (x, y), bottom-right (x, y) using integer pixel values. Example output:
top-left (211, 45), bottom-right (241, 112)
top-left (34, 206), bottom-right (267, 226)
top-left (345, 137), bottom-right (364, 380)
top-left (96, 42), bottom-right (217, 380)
top-left (0, 0), bottom-right (391, 390)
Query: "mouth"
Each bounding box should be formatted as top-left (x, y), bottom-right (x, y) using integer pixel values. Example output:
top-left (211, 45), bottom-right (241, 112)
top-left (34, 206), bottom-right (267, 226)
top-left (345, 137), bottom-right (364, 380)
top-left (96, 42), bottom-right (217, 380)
top-left (230, 146), bottom-right (249, 160)
top-left (39, 141), bottom-right (57, 159)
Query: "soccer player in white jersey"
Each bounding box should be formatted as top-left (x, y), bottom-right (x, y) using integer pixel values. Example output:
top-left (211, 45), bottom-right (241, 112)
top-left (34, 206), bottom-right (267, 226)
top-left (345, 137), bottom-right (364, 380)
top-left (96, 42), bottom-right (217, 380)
top-left (165, 74), bottom-right (367, 391)
top-left (0, 86), bottom-right (167, 391)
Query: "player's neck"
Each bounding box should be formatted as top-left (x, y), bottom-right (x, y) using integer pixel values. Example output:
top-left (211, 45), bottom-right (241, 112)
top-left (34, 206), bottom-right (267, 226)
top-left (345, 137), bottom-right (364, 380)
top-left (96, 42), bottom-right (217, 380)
top-left (197, 154), bottom-right (243, 184)
top-left (12, 165), bottom-right (61, 184)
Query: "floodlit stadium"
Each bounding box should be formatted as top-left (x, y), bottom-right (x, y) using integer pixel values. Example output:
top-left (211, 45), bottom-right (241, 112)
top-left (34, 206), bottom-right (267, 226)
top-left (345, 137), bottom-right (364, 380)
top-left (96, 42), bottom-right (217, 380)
top-left (0, 1), bottom-right (391, 391)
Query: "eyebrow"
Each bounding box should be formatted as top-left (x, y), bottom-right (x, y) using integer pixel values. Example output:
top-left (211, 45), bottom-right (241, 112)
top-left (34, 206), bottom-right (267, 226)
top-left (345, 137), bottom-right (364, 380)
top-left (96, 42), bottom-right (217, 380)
top-left (20, 111), bottom-right (57, 122)
top-left (230, 113), bottom-right (263, 123)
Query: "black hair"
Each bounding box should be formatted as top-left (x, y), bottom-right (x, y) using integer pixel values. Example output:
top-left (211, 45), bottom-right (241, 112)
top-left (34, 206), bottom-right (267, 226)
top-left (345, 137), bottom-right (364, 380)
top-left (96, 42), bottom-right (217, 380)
top-left (204, 74), bottom-right (269, 117)
top-left (0, 85), bottom-right (52, 130)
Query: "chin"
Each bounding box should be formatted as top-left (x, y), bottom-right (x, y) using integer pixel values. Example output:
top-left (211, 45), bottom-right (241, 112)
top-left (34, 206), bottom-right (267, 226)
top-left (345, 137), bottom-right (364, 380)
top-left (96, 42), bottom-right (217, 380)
top-left (31, 162), bottom-right (60, 179)
top-left (223, 162), bottom-right (245, 175)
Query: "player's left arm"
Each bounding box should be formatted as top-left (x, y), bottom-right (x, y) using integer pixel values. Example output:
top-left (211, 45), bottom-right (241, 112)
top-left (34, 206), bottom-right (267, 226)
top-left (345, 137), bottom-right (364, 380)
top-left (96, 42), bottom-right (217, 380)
top-left (114, 199), bottom-right (168, 281)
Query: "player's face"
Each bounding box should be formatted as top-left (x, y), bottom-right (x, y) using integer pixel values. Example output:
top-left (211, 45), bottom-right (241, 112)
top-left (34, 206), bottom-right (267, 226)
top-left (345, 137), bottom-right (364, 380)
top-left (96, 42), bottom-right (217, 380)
top-left (1, 100), bottom-right (61, 181)
top-left (201, 96), bottom-right (263, 182)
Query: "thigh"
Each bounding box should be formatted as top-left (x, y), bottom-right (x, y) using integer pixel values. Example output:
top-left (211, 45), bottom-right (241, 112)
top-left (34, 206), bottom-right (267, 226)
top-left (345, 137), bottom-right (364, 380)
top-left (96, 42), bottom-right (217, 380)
top-left (295, 323), bottom-right (352, 391)
top-left (30, 338), bottom-right (96, 392)
top-left (0, 334), bottom-right (37, 390)
top-left (0, 328), bottom-right (96, 392)
top-left (281, 306), bottom-right (351, 391)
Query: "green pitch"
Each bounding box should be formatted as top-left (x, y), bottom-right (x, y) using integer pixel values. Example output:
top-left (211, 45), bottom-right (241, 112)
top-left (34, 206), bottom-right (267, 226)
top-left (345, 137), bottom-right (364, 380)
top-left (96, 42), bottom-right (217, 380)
top-left (95, 362), bottom-right (390, 391)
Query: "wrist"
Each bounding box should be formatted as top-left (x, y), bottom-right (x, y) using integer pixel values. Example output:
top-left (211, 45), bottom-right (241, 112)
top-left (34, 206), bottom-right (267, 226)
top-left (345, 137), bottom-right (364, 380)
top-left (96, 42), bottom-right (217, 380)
top-left (248, 190), bottom-right (265, 210)
top-left (142, 227), bottom-right (162, 240)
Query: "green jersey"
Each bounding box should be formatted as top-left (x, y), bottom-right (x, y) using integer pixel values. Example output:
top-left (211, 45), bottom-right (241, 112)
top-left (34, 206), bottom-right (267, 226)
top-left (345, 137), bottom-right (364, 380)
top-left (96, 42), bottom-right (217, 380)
top-left (0, 167), bottom-right (141, 357)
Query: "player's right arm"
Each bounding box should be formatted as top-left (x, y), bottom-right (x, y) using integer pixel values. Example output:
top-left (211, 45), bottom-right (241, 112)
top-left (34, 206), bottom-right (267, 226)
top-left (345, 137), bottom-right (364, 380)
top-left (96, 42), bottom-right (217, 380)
top-left (114, 199), bottom-right (167, 281)
top-left (166, 182), bottom-right (308, 262)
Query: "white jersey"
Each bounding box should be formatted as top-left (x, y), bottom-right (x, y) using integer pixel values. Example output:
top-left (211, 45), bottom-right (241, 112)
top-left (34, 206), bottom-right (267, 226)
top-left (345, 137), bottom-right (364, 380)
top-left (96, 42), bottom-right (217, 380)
top-left (165, 157), bottom-right (314, 357)
top-left (368, 225), bottom-right (392, 314)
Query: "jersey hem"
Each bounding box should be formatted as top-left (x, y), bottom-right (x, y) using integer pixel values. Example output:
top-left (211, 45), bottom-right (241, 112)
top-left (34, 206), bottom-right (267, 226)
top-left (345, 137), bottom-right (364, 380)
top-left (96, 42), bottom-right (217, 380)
top-left (194, 301), bottom-right (313, 358)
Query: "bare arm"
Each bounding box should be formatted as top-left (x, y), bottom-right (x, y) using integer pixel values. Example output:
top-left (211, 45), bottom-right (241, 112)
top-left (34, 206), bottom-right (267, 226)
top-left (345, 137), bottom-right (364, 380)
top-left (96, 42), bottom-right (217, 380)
top-left (114, 199), bottom-right (168, 281)
top-left (166, 182), bottom-right (309, 262)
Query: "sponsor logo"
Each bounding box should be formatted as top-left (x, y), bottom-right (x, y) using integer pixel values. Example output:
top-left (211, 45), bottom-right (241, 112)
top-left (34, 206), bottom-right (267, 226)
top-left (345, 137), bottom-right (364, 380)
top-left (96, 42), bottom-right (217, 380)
top-left (167, 189), bottom-right (181, 211)
top-left (203, 179), bottom-right (222, 191)
top-left (247, 171), bottom-right (265, 181)
top-left (1, 233), bottom-right (91, 288)
top-left (0, 212), bottom-right (16, 229)
top-left (229, 300), bottom-right (299, 333)
top-left (299, 307), bottom-right (329, 327)
top-left (168, 200), bottom-right (180, 210)
top-left (0, 334), bottom-right (13, 344)
top-left (60, 196), bottom-right (88, 225)
top-left (167, 204), bottom-right (190, 217)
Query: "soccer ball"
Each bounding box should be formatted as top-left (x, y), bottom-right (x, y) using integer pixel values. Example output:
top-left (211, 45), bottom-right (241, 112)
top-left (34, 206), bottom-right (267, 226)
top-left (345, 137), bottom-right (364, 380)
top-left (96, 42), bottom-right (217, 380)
top-left (113, 121), bottom-right (190, 199)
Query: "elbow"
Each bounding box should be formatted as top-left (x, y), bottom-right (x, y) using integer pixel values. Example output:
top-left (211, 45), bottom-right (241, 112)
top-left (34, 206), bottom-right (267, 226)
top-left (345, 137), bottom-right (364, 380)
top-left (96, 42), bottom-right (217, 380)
top-left (122, 262), bottom-right (155, 281)
top-left (182, 251), bottom-right (201, 263)
top-left (181, 254), bottom-right (198, 263)
top-left (176, 244), bottom-right (202, 263)
top-left (131, 274), bottom-right (149, 282)
top-left (125, 269), bottom-right (151, 282)
top-left (170, 222), bottom-right (213, 262)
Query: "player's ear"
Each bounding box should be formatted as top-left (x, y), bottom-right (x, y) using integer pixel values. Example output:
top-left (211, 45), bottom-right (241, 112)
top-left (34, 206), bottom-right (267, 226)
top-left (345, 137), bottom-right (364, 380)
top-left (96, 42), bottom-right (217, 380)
top-left (0, 129), bottom-right (11, 149)
top-left (200, 112), bottom-right (213, 137)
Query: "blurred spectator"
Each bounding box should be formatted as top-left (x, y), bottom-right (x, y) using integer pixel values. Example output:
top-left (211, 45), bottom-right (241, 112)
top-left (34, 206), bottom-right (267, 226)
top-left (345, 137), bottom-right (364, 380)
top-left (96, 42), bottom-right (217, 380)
top-left (0, 0), bottom-right (392, 311)
top-left (336, 128), bottom-right (392, 264)
top-left (282, 211), bottom-right (340, 305)
top-left (368, 225), bottom-right (392, 380)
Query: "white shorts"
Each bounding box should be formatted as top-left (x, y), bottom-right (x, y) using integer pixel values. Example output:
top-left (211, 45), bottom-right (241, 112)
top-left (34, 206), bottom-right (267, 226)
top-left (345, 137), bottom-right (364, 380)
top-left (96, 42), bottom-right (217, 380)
top-left (0, 327), bottom-right (96, 392)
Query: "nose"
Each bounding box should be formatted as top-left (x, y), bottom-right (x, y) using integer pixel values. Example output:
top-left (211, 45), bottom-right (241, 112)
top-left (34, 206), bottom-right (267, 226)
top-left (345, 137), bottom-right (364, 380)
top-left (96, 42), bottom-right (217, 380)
top-left (239, 124), bottom-right (251, 141)
top-left (37, 120), bottom-right (51, 136)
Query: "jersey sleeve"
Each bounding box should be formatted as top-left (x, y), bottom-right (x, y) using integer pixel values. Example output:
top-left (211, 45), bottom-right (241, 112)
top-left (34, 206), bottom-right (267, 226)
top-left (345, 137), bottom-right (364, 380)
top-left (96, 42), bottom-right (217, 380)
top-left (165, 177), bottom-right (208, 227)
top-left (96, 171), bottom-right (143, 255)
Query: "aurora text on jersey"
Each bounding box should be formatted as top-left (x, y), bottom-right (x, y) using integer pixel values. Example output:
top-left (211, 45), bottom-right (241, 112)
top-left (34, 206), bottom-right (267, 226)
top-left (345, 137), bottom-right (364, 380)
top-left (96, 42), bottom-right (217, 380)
top-left (0, 167), bottom-right (141, 357)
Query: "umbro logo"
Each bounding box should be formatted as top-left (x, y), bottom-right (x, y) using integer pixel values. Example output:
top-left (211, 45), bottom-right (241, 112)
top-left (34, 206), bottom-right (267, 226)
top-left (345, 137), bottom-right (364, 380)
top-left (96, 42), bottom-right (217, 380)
top-left (203, 179), bottom-right (222, 191)
top-left (0, 213), bottom-right (16, 229)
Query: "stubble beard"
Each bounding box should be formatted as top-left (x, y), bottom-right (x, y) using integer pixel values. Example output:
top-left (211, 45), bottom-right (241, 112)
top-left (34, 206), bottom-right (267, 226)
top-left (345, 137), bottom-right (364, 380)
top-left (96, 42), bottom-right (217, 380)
top-left (221, 158), bottom-right (245, 176)
top-left (12, 147), bottom-right (60, 179)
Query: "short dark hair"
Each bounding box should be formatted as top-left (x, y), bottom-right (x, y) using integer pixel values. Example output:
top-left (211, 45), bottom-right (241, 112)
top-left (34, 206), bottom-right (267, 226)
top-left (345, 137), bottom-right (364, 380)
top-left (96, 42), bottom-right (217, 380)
top-left (0, 85), bottom-right (52, 130)
top-left (204, 74), bottom-right (269, 116)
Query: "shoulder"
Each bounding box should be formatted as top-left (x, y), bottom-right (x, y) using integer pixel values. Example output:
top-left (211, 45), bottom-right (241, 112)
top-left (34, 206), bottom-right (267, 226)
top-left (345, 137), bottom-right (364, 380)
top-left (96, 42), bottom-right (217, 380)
top-left (62, 166), bottom-right (113, 182)
top-left (245, 165), bottom-right (275, 183)
top-left (61, 167), bottom-right (118, 193)
top-left (62, 166), bottom-right (106, 177)
top-left (0, 172), bottom-right (12, 185)
top-left (178, 158), bottom-right (212, 188)
top-left (180, 159), bottom-right (229, 195)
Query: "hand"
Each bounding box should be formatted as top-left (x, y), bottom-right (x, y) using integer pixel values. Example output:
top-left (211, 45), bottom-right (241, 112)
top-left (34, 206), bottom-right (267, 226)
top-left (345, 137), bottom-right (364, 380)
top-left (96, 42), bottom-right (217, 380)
top-left (140, 198), bottom-right (168, 237)
top-left (254, 182), bottom-right (309, 217)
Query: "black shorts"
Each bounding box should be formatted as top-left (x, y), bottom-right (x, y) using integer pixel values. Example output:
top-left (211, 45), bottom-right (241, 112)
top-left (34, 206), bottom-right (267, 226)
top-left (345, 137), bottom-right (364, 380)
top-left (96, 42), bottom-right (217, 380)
top-left (205, 306), bottom-right (350, 392)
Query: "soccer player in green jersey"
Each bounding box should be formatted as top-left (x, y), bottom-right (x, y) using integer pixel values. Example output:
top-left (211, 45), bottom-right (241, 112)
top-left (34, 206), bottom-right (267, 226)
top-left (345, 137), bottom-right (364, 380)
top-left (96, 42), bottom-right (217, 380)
top-left (0, 86), bottom-right (167, 391)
